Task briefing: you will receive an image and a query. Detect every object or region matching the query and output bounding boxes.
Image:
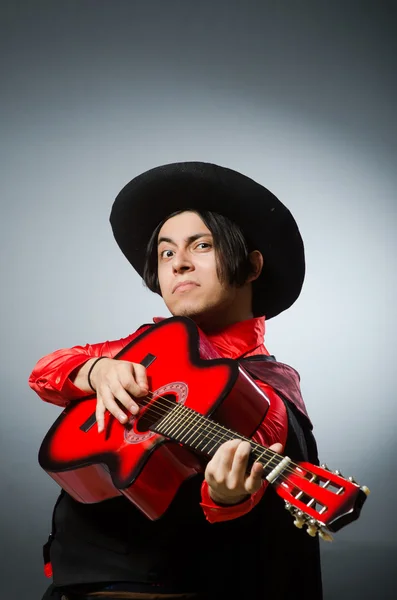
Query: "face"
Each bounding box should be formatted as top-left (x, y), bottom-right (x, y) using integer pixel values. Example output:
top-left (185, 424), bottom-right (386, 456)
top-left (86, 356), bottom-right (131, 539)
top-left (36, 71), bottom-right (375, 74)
top-left (157, 211), bottom-right (243, 328)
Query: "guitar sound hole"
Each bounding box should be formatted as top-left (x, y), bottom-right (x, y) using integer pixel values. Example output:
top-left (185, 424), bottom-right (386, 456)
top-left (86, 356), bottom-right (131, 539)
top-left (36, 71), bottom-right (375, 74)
top-left (136, 393), bottom-right (177, 433)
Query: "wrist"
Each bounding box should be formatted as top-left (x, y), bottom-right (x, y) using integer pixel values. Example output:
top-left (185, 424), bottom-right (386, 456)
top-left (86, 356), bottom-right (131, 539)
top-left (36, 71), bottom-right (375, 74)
top-left (208, 488), bottom-right (250, 506)
top-left (87, 356), bottom-right (107, 391)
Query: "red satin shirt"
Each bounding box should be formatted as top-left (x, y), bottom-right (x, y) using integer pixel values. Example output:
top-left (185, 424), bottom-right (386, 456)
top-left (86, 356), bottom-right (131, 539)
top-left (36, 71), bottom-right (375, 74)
top-left (29, 316), bottom-right (288, 523)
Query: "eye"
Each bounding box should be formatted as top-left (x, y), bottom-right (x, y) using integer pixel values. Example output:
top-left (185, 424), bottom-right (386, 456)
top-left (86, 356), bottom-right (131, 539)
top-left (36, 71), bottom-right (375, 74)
top-left (159, 249), bottom-right (174, 259)
top-left (195, 242), bottom-right (212, 250)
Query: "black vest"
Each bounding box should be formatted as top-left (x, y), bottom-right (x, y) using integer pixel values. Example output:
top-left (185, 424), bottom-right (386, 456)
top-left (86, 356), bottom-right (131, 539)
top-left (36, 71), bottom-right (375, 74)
top-left (45, 356), bottom-right (323, 599)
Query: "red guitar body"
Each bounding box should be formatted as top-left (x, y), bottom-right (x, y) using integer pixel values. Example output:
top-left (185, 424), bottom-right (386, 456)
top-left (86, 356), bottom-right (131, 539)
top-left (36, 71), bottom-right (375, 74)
top-left (39, 317), bottom-right (270, 519)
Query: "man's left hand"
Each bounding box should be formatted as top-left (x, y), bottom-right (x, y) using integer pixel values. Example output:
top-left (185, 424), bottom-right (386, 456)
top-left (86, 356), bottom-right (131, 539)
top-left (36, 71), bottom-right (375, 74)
top-left (204, 439), bottom-right (283, 505)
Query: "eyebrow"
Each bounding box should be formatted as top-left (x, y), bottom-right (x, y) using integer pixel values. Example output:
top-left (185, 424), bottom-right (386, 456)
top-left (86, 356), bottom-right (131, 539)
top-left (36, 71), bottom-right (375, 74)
top-left (157, 233), bottom-right (212, 246)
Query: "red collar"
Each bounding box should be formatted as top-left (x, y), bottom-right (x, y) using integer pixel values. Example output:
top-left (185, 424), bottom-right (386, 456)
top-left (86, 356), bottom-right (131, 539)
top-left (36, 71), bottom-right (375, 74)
top-left (153, 316), bottom-right (268, 359)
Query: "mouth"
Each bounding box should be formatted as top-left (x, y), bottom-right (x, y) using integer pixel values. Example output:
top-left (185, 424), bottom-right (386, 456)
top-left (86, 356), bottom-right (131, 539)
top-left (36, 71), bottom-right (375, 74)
top-left (172, 281), bottom-right (199, 293)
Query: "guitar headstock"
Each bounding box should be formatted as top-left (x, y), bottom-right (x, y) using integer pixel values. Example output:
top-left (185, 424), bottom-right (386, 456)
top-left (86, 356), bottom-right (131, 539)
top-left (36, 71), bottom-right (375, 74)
top-left (274, 460), bottom-right (370, 541)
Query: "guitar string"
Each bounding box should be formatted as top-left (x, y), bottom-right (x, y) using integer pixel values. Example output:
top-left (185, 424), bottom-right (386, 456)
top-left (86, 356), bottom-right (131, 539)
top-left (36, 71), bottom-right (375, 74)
top-left (124, 389), bottom-right (280, 468)
top-left (139, 395), bottom-right (338, 524)
top-left (124, 392), bottom-right (332, 524)
top-left (131, 388), bottom-right (320, 483)
top-left (90, 390), bottom-right (339, 526)
top-left (110, 388), bottom-right (326, 487)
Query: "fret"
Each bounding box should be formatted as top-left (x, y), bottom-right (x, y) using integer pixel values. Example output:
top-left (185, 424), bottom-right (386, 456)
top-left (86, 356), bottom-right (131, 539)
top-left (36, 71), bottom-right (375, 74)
top-left (164, 407), bottom-right (226, 457)
top-left (196, 424), bottom-right (233, 456)
top-left (156, 403), bottom-right (181, 436)
top-left (194, 427), bottom-right (218, 453)
top-left (168, 405), bottom-right (190, 439)
top-left (163, 405), bottom-right (186, 438)
top-left (210, 428), bottom-right (236, 453)
top-left (177, 411), bottom-right (205, 446)
top-left (155, 403), bottom-right (281, 473)
top-left (186, 413), bottom-right (226, 454)
top-left (199, 434), bottom-right (221, 456)
top-left (253, 447), bottom-right (275, 472)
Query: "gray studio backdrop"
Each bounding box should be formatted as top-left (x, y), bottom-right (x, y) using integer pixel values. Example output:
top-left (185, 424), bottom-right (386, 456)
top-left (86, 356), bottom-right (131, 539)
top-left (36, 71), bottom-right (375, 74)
top-left (1, 1), bottom-right (396, 599)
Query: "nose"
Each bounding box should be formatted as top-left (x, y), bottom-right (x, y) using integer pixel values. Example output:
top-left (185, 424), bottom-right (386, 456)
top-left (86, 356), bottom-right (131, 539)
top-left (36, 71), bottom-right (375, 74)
top-left (171, 249), bottom-right (194, 274)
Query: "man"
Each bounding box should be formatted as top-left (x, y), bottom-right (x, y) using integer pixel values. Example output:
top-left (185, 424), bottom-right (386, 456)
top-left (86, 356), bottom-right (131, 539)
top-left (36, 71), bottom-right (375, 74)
top-left (30, 162), bottom-right (322, 599)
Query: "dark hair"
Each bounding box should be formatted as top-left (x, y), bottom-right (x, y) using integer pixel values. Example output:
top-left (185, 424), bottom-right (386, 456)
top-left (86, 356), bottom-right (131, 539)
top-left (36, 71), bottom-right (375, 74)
top-left (143, 209), bottom-right (255, 294)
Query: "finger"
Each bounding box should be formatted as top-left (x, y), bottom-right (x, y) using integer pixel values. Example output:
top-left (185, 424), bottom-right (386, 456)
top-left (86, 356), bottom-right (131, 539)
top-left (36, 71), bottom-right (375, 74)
top-left (131, 363), bottom-right (149, 396)
top-left (217, 439), bottom-right (242, 471)
top-left (243, 441), bottom-right (283, 493)
top-left (95, 397), bottom-right (106, 433)
top-left (100, 386), bottom-right (128, 425)
top-left (212, 439), bottom-right (241, 463)
top-left (206, 439), bottom-right (240, 483)
top-left (269, 441), bottom-right (284, 455)
top-left (112, 384), bottom-right (140, 415)
top-left (229, 441), bottom-right (252, 487)
top-left (244, 462), bottom-right (264, 495)
top-left (121, 375), bottom-right (146, 399)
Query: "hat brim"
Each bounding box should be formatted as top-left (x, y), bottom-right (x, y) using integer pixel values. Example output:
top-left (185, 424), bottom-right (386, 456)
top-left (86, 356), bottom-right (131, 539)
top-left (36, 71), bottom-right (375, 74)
top-left (110, 162), bottom-right (305, 319)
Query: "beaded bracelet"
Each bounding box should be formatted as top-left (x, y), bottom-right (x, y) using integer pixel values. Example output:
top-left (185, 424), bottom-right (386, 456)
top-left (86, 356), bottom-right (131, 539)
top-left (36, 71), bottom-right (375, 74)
top-left (87, 356), bottom-right (107, 391)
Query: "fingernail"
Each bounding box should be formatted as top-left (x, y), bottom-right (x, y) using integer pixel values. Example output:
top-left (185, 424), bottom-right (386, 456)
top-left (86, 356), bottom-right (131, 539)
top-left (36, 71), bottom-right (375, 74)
top-left (119, 413), bottom-right (127, 422)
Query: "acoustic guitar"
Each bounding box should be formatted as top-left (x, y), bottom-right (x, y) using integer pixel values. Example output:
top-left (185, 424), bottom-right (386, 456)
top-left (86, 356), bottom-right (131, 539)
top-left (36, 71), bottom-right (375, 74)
top-left (39, 316), bottom-right (369, 541)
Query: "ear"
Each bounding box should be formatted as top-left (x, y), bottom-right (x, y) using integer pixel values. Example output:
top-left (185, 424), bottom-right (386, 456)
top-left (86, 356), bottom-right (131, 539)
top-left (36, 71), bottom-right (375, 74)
top-left (246, 250), bottom-right (264, 283)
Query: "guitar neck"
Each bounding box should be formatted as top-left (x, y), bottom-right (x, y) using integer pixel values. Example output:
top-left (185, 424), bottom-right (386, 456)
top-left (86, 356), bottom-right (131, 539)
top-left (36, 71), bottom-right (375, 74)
top-left (151, 402), bottom-right (280, 479)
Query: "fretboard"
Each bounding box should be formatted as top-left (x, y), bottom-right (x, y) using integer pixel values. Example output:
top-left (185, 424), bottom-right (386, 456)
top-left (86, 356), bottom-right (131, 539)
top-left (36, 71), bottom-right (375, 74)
top-left (151, 402), bottom-right (281, 478)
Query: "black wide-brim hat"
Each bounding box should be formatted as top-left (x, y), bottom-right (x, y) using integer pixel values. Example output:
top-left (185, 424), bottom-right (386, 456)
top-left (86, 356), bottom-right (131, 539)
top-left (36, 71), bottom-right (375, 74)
top-left (110, 161), bottom-right (305, 319)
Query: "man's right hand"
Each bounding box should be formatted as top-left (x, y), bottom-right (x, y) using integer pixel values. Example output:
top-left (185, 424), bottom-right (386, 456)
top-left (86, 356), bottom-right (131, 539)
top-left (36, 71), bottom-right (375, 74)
top-left (75, 358), bottom-right (148, 433)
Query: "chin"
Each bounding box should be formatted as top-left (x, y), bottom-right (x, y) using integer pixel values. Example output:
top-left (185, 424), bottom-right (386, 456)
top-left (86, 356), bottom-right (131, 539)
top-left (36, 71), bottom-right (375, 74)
top-left (172, 307), bottom-right (203, 319)
top-left (169, 301), bottom-right (208, 320)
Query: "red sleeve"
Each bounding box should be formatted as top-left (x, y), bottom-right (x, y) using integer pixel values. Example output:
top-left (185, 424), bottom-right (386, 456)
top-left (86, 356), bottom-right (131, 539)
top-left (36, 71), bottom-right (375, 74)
top-left (200, 380), bottom-right (288, 523)
top-left (28, 325), bottom-right (151, 407)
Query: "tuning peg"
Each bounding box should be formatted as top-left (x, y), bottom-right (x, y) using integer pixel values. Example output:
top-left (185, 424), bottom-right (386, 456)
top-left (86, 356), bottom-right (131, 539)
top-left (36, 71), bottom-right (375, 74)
top-left (348, 476), bottom-right (357, 484)
top-left (306, 519), bottom-right (318, 537)
top-left (293, 510), bottom-right (305, 529)
top-left (361, 485), bottom-right (370, 496)
top-left (320, 463), bottom-right (329, 470)
top-left (334, 469), bottom-right (343, 477)
top-left (318, 528), bottom-right (333, 542)
top-left (284, 502), bottom-right (292, 512)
